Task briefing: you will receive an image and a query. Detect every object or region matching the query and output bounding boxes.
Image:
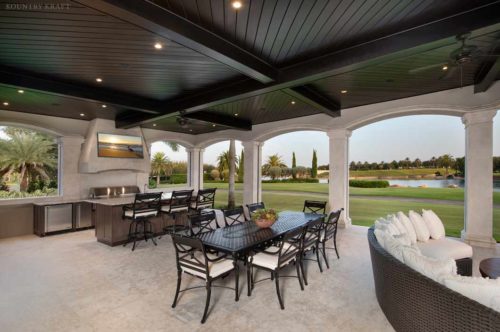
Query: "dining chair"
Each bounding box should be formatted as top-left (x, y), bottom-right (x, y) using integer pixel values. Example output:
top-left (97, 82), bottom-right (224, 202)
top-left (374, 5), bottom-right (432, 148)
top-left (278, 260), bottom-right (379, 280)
top-left (223, 206), bottom-right (247, 226)
top-left (303, 200), bottom-right (327, 215)
top-left (190, 188), bottom-right (217, 212)
top-left (247, 226), bottom-right (305, 310)
top-left (320, 209), bottom-right (343, 267)
top-left (171, 235), bottom-right (239, 324)
top-left (246, 202), bottom-right (265, 215)
top-left (122, 192), bottom-right (162, 251)
top-left (161, 189), bottom-right (193, 235)
top-left (188, 211), bottom-right (219, 237)
top-left (298, 217), bottom-right (324, 285)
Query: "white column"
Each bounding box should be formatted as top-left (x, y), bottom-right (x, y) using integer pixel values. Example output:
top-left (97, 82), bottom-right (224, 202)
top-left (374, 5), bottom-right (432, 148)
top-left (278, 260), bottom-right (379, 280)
top-left (461, 110), bottom-right (497, 247)
top-left (187, 147), bottom-right (204, 192)
top-left (59, 136), bottom-right (84, 199)
top-left (242, 141), bottom-right (263, 207)
top-left (327, 129), bottom-right (351, 228)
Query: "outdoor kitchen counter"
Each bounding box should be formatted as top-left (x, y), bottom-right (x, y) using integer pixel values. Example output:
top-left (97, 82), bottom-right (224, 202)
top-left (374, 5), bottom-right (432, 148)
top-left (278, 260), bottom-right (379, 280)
top-left (88, 194), bottom-right (175, 246)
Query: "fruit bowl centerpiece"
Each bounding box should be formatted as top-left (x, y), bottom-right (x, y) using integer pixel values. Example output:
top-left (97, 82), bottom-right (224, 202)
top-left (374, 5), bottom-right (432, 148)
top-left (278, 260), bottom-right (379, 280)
top-left (251, 208), bottom-right (279, 229)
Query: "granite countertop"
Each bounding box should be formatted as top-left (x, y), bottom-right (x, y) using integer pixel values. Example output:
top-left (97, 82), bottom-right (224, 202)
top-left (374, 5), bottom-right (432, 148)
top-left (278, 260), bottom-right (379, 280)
top-left (32, 199), bottom-right (84, 206)
top-left (83, 197), bottom-right (136, 206)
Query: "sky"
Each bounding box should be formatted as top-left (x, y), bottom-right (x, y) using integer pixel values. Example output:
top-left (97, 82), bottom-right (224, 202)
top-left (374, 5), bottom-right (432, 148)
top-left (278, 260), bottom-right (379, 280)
top-left (152, 114), bottom-right (500, 166)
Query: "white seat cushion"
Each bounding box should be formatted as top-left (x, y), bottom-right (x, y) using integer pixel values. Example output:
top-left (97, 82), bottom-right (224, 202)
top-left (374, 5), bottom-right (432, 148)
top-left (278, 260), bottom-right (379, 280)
top-left (416, 238), bottom-right (473, 261)
top-left (161, 206), bottom-right (189, 213)
top-left (181, 255), bottom-right (234, 279)
top-left (402, 248), bottom-right (457, 283)
top-left (422, 209), bottom-right (445, 240)
top-left (443, 275), bottom-right (500, 312)
top-left (409, 210), bottom-right (430, 242)
top-left (397, 211), bottom-right (417, 244)
top-left (124, 210), bottom-right (157, 218)
top-left (249, 243), bottom-right (295, 270)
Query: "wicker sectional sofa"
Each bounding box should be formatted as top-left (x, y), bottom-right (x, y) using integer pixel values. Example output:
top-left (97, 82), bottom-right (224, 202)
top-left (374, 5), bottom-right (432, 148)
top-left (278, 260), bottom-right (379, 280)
top-left (368, 227), bottom-right (500, 332)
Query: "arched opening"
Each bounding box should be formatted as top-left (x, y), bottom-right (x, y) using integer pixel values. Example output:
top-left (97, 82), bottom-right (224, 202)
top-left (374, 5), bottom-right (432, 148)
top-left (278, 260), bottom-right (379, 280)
top-left (260, 130), bottom-right (329, 211)
top-left (0, 125), bottom-right (60, 199)
top-left (493, 115), bottom-right (500, 242)
top-left (149, 140), bottom-right (189, 189)
top-left (348, 114), bottom-right (497, 239)
top-left (203, 140), bottom-right (243, 208)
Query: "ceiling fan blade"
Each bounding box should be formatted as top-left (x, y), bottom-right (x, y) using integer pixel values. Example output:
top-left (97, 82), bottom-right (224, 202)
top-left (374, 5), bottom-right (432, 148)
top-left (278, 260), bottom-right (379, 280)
top-left (439, 66), bottom-right (458, 80)
top-left (408, 62), bottom-right (446, 74)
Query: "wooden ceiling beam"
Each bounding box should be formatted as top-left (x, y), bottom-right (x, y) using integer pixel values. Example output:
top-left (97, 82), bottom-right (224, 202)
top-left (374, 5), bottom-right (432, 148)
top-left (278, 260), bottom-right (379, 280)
top-left (76, 0), bottom-right (278, 84)
top-left (284, 85), bottom-right (340, 118)
top-left (116, 2), bottom-right (500, 128)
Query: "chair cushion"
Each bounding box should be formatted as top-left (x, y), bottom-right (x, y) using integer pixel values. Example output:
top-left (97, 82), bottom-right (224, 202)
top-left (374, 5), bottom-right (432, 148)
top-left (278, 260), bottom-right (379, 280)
top-left (409, 210), bottom-right (430, 242)
top-left (124, 210), bottom-right (157, 218)
top-left (249, 244), bottom-right (295, 270)
top-left (422, 209), bottom-right (446, 240)
top-left (161, 206), bottom-right (189, 213)
top-left (397, 211), bottom-right (417, 244)
top-left (402, 248), bottom-right (457, 283)
top-left (181, 255), bottom-right (234, 279)
top-left (443, 275), bottom-right (500, 312)
top-left (416, 238), bottom-right (473, 261)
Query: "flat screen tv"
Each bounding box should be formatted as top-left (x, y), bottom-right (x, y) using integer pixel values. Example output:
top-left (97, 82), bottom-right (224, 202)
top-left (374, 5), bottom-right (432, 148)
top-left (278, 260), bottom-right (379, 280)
top-left (97, 133), bottom-right (144, 159)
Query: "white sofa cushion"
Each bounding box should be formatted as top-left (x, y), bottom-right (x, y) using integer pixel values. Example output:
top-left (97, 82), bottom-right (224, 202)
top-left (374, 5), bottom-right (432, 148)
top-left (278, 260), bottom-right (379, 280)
top-left (397, 211), bottom-right (417, 244)
top-left (402, 248), bottom-right (457, 283)
top-left (422, 209), bottom-right (445, 239)
top-left (388, 214), bottom-right (406, 234)
top-left (409, 210), bottom-right (430, 242)
top-left (416, 237), bottom-right (473, 261)
top-left (443, 275), bottom-right (500, 312)
top-left (393, 233), bottom-right (412, 246)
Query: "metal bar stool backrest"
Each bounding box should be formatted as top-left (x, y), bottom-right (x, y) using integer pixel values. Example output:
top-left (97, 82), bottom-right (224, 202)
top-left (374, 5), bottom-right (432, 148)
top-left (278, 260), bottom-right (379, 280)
top-left (246, 202), bottom-right (265, 215)
top-left (167, 189), bottom-right (194, 213)
top-left (171, 235), bottom-right (209, 279)
top-left (323, 209), bottom-right (342, 241)
top-left (189, 211), bottom-right (218, 237)
top-left (303, 200), bottom-right (327, 215)
top-left (223, 206), bottom-right (247, 226)
top-left (126, 192), bottom-right (162, 219)
top-left (278, 227), bottom-right (305, 267)
top-left (193, 188), bottom-right (217, 210)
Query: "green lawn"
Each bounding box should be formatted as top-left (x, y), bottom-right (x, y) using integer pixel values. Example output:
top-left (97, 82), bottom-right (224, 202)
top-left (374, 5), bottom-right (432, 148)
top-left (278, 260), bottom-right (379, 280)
top-left (213, 188), bottom-right (500, 242)
top-left (207, 182), bottom-right (500, 204)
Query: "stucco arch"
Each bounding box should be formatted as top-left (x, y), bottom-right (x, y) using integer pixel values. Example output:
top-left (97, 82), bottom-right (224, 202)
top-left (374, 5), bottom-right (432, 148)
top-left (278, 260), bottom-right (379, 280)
top-left (145, 136), bottom-right (195, 149)
top-left (253, 124), bottom-right (328, 143)
top-left (0, 121), bottom-right (64, 137)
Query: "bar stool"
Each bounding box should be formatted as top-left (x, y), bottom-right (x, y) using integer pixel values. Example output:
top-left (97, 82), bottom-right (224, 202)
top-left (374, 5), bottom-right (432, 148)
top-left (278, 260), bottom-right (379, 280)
top-left (122, 192), bottom-right (162, 251)
top-left (161, 189), bottom-right (193, 235)
top-left (190, 188), bottom-right (217, 212)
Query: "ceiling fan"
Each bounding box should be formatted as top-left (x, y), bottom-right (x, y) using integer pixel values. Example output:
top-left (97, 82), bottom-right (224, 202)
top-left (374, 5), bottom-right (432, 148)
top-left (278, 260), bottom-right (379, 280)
top-left (408, 32), bottom-right (500, 85)
top-left (176, 116), bottom-right (190, 128)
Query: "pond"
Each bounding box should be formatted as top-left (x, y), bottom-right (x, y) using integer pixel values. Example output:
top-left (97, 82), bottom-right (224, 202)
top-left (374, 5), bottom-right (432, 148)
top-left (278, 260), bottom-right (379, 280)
top-left (387, 179), bottom-right (500, 192)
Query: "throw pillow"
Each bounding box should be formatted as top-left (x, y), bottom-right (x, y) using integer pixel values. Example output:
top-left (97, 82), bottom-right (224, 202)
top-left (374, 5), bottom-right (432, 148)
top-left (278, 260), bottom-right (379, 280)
top-left (397, 211), bottom-right (417, 244)
top-left (422, 209), bottom-right (446, 239)
top-left (443, 275), bottom-right (500, 312)
top-left (409, 210), bottom-right (430, 242)
top-left (402, 249), bottom-right (457, 283)
top-left (393, 233), bottom-right (412, 246)
top-left (388, 214), bottom-right (407, 234)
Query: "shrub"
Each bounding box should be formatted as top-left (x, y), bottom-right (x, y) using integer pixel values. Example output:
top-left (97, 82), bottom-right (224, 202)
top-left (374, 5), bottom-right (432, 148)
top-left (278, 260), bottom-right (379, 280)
top-left (168, 174), bottom-right (187, 184)
top-left (148, 178), bottom-right (157, 189)
top-left (210, 169), bottom-right (220, 181)
top-left (268, 166), bottom-right (282, 180)
top-left (0, 181), bottom-right (9, 191)
top-left (349, 180), bottom-right (389, 188)
top-left (262, 178), bottom-right (319, 183)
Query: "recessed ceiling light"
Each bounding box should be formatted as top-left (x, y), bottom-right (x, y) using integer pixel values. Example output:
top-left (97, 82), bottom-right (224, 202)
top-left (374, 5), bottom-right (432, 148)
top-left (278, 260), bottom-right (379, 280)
top-left (80, 113), bottom-right (85, 117)
top-left (291, 101), bottom-right (296, 105)
top-left (442, 65), bottom-right (448, 71)
top-left (101, 104), bottom-right (107, 108)
top-left (154, 43), bottom-right (163, 50)
top-left (341, 90), bottom-right (348, 94)
top-left (189, 129), bottom-right (193, 132)
top-left (18, 89), bottom-right (24, 94)
top-left (212, 124), bottom-right (216, 127)
top-left (232, 1), bottom-right (242, 9)
top-left (234, 113), bottom-right (239, 116)
top-left (96, 78), bottom-right (102, 83)
top-left (152, 123), bottom-right (157, 127)
top-left (3, 101), bottom-right (9, 106)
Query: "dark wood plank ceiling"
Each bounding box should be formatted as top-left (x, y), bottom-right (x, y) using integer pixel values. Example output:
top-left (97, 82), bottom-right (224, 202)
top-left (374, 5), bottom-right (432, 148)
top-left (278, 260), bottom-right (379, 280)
top-left (0, 0), bottom-right (241, 100)
top-left (0, 0), bottom-right (499, 135)
top-left (149, 0), bottom-right (496, 66)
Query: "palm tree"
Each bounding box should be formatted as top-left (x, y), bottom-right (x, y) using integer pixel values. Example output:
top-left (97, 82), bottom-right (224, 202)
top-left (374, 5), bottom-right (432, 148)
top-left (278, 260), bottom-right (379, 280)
top-left (263, 154), bottom-right (287, 174)
top-left (217, 150), bottom-right (238, 180)
top-left (164, 141), bottom-right (179, 152)
top-left (440, 154), bottom-right (455, 176)
top-left (150, 152), bottom-right (171, 185)
top-left (0, 131), bottom-right (57, 191)
top-left (228, 140), bottom-right (236, 209)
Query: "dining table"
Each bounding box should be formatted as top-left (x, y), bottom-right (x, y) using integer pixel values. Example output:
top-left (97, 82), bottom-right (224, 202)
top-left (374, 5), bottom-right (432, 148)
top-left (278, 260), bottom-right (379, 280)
top-left (197, 210), bottom-right (324, 296)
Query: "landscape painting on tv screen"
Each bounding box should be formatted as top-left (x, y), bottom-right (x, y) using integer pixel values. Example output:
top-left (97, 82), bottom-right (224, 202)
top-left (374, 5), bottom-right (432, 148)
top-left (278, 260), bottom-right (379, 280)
top-left (97, 133), bottom-right (144, 159)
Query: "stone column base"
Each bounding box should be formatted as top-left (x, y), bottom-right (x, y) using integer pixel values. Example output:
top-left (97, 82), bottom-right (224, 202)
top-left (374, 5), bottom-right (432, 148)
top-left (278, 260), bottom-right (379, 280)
top-left (339, 216), bottom-right (352, 228)
top-left (461, 230), bottom-right (497, 248)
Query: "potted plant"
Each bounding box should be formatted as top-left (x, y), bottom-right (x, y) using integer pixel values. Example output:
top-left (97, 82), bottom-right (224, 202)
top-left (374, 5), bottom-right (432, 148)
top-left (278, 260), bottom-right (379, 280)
top-left (251, 208), bottom-right (279, 228)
